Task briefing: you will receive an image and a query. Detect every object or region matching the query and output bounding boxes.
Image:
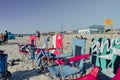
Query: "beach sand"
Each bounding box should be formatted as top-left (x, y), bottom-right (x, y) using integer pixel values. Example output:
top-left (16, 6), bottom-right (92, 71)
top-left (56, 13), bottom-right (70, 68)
top-left (0, 33), bottom-right (119, 80)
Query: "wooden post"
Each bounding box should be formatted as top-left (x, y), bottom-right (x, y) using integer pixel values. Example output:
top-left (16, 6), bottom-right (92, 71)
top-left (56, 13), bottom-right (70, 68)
top-left (111, 25), bottom-right (113, 38)
top-left (104, 25), bottom-right (106, 38)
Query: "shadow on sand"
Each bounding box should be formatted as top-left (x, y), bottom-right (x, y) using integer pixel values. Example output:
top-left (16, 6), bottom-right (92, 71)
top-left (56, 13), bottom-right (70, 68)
top-left (11, 69), bottom-right (49, 80)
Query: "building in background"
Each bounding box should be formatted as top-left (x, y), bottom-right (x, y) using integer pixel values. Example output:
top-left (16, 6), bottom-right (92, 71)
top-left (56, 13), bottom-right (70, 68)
top-left (73, 30), bottom-right (78, 34)
top-left (78, 28), bottom-right (90, 34)
top-left (78, 25), bottom-right (104, 34)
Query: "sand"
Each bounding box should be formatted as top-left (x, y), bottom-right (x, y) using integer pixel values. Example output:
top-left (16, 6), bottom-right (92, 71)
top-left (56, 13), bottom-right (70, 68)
top-left (0, 33), bottom-right (119, 80)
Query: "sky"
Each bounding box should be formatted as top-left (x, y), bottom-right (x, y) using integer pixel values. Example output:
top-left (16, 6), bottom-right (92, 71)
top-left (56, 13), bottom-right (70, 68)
top-left (0, 0), bottom-right (120, 34)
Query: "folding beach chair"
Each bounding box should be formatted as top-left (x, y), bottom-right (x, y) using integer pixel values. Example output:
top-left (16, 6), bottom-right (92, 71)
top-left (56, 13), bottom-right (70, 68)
top-left (29, 35), bottom-right (36, 46)
top-left (73, 66), bottom-right (100, 80)
top-left (0, 50), bottom-right (11, 79)
top-left (52, 38), bottom-right (86, 59)
top-left (35, 38), bottom-right (86, 69)
top-left (18, 35), bottom-right (36, 59)
top-left (47, 54), bottom-right (90, 80)
top-left (111, 65), bottom-right (120, 80)
top-left (71, 37), bottom-right (120, 80)
top-left (18, 35), bottom-right (37, 68)
top-left (52, 33), bottom-right (63, 54)
top-left (18, 44), bottom-right (31, 68)
top-left (28, 35), bottom-right (37, 59)
top-left (72, 54), bottom-right (120, 80)
top-left (95, 54), bottom-right (120, 80)
top-left (46, 37), bottom-right (96, 80)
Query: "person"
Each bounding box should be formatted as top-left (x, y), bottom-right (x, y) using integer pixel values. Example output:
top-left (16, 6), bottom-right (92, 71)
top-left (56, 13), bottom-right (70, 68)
top-left (37, 31), bottom-right (40, 39)
top-left (3, 30), bottom-right (8, 44)
top-left (0, 33), bottom-right (4, 41)
top-left (36, 30), bottom-right (40, 39)
top-left (79, 35), bottom-right (87, 40)
top-left (80, 35), bottom-right (83, 39)
top-left (75, 36), bottom-right (79, 39)
top-left (0, 33), bottom-right (4, 45)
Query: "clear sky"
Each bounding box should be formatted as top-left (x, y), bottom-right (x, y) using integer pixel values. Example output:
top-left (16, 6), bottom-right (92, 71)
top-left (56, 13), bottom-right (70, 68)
top-left (0, 0), bottom-right (120, 34)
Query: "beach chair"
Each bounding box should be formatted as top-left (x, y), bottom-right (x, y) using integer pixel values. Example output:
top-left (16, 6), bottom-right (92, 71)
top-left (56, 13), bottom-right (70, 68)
top-left (18, 44), bottom-right (30, 64)
top-left (0, 50), bottom-right (11, 79)
top-left (70, 37), bottom-right (120, 80)
top-left (94, 54), bottom-right (120, 80)
top-left (29, 35), bottom-right (36, 46)
top-left (72, 54), bottom-right (120, 80)
top-left (73, 66), bottom-right (100, 80)
top-left (47, 54), bottom-right (90, 80)
top-left (72, 38), bottom-right (120, 80)
top-left (18, 35), bottom-right (37, 68)
top-left (35, 38), bottom-right (86, 68)
top-left (52, 33), bottom-right (63, 54)
top-left (111, 65), bottom-right (120, 80)
top-left (18, 35), bottom-right (36, 58)
top-left (50, 38), bottom-right (86, 59)
top-left (28, 35), bottom-right (37, 59)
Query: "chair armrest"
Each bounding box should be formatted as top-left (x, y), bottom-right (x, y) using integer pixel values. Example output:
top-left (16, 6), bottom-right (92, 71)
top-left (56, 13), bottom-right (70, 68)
top-left (55, 53), bottom-right (72, 58)
top-left (55, 54), bottom-right (90, 65)
top-left (46, 48), bottom-right (62, 51)
top-left (62, 58), bottom-right (70, 63)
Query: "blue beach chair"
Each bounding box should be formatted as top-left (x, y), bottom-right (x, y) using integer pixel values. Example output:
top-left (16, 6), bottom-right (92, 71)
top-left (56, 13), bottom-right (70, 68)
top-left (0, 51), bottom-right (11, 79)
top-left (47, 38), bottom-right (87, 79)
top-left (35, 38), bottom-right (86, 67)
top-left (47, 54), bottom-right (90, 79)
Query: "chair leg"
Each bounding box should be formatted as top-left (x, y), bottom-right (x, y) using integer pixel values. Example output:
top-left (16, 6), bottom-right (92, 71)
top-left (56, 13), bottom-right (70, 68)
top-left (59, 65), bottom-right (65, 80)
top-left (75, 74), bottom-right (78, 79)
top-left (48, 75), bottom-right (57, 80)
top-left (68, 76), bottom-right (71, 80)
top-left (80, 70), bottom-right (86, 77)
top-left (72, 74), bottom-right (74, 79)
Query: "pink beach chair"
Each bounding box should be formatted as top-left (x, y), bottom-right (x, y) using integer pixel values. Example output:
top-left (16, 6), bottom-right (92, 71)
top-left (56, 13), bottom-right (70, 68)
top-left (111, 67), bottom-right (120, 80)
top-left (29, 35), bottom-right (36, 46)
top-left (18, 35), bottom-right (37, 66)
top-left (73, 66), bottom-right (100, 80)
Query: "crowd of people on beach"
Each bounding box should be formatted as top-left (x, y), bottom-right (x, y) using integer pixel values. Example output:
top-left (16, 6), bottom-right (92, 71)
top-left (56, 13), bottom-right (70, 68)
top-left (0, 30), bottom-right (8, 44)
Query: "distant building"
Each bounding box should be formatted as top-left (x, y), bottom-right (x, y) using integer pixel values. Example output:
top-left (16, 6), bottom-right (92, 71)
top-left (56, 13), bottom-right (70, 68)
top-left (78, 25), bottom-right (104, 34)
top-left (73, 30), bottom-right (78, 34)
top-left (78, 28), bottom-right (90, 34)
top-left (89, 25), bottom-right (104, 34)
